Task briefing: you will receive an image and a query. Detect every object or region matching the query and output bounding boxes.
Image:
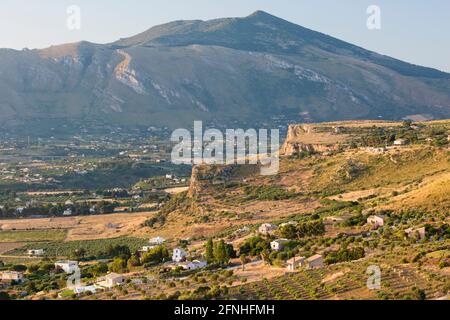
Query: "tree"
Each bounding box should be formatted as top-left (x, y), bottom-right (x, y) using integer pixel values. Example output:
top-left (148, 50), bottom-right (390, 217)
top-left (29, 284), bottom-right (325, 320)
top-left (140, 246), bottom-right (169, 264)
top-left (109, 258), bottom-right (128, 273)
top-left (73, 248), bottom-right (86, 260)
top-left (240, 254), bottom-right (248, 271)
top-left (205, 239), bottom-right (214, 264)
top-left (214, 240), bottom-right (230, 266)
top-left (127, 255), bottom-right (141, 269)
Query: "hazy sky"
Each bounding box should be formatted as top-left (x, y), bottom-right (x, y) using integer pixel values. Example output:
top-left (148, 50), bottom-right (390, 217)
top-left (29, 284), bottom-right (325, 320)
top-left (1, 0), bottom-right (449, 72)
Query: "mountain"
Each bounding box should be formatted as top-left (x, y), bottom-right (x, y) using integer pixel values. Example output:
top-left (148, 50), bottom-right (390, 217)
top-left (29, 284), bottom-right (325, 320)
top-left (1, 10), bottom-right (450, 135)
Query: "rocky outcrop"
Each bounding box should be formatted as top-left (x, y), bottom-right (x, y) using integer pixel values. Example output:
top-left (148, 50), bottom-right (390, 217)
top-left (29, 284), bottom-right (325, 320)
top-left (281, 125), bottom-right (343, 156)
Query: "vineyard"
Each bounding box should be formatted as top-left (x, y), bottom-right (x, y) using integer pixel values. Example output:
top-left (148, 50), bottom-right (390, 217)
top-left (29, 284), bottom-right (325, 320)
top-left (7, 237), bottom-right (148, 258)
top-left (226, 261), bottom-right (449, 300)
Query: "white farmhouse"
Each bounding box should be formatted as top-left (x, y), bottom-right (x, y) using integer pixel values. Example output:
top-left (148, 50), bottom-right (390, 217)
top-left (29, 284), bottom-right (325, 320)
top-left (179, 260), bottom-right (207, 271)
top-left (149, 237), bottom-right (166, 245)
top-left (270, 239), bottom-right (289, 251)
top-left (394, 139), bottom-right (408, 146)
top-left (305, 254), bottom-right (324, 269)
top-left (74, 285), bottom-right (97, 295)
top-left (27, 249), bottom-right (45, 256)
top-left (405, 227), bottom-right (426, 240)
top-left (259, 223), bottom-right (278, 235)
top-left (172, 248), bottom-right (188, 263)
top-left (140, 246), bottom-right (155, 253)
top-left (286, 256), bottom-right (306, 271)
top-left (0, 271), bottom-right (24, 284)
top-left (367, 215), bottom-right (385, 228)
top-left (55, 260), bottom-right (79, 273)
top-left (63, 208), bottom-right (73, 216)
top-left (97, 273), bottom-right (125, 289)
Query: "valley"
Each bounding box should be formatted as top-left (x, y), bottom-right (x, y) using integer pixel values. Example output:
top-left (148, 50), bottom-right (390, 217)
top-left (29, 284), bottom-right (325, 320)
top-left (0, 119), bottom-right (448, 300)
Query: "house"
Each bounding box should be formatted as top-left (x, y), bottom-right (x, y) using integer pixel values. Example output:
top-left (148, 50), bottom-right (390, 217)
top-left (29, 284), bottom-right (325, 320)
top-left (97, 273), bottom-right (125, 289)
top-left (0, 271), bottom-right (24, 284)
top-left (394, 139), bottom-right (408, 146)
top-left (367, 215), bottom-right (385, 228)
top-left (286, 256), bottom-right (305, 271)
top-left (172, 248), bottom-right (188, 262)
top-left (55, 260), bottom-right (78, 273)
top-left (63, 208), bottom-right (73, 216)
top-left (149, 236), bottom-right (166, 245)
top-left (140, 246), bottom-right (155, 253)
top-left (280, 221), bottom-right (297, 228)
top-left (270, 239), bottom-right (289, 251)
top-left (27, 249), bottom-right (45, 256)
top-left (259, 223), bottom-right (278, 235)
top-left (405, 227), bottom-right (426, 240)
top-left (74, 285), bottom-right (97, 295)
top-left (179, 260), bottom-right (207, 270)
top-left (305, 254), bottom-right (324, 269)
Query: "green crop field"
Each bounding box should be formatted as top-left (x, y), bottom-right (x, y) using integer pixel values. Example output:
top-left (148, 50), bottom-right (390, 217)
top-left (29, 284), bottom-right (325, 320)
top-left (0, 229), bottom-right (67, 242)
top-left (8, 237), bottom-right (148, 258)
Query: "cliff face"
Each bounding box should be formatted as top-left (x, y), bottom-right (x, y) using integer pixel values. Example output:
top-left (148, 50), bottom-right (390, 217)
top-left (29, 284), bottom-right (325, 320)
top-left (281, 124), bottom-right (344, 156)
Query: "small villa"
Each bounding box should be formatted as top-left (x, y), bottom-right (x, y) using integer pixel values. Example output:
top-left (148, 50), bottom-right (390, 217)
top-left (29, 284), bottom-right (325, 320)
top-left (27, 249), bottom-right (45, 256)
top-left (286, 256), bottom-right (306, 271)
top-left (179, 260), bottom-right (207, 271)
top-left (305, 254), bottom-right (324, 269)
top-left (270, 239), bottom-right (289, 251)
top-left (149, 236), bottom-right (166, 245)
top-left (55, 260), bottom-right (79, 273)
top-left (172, 248), bottom-right (188, 263)
top-left (367, 215), bottom-right (385, 228)
top-left (97, 273), bottom-right (125, 289)
top-left (405, 227), bottom-right (426, 240)
top-left (0, 271), bottom-right (24, 284)
top-left (259, 223), bottom-right (278, 235)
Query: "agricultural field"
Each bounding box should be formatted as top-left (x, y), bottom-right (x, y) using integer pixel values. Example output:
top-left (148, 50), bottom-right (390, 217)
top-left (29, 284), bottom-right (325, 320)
top-left (0, 229), bottom-right (67, 242)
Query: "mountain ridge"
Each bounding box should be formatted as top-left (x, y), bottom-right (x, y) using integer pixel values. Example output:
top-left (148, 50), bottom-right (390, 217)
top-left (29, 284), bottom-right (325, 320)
top-left (1, 11), bottom-right (450, 135)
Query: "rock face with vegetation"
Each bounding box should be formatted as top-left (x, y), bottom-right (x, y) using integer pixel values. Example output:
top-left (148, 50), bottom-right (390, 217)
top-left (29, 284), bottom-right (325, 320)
top-left (1, 11), bottom-right (450, 135)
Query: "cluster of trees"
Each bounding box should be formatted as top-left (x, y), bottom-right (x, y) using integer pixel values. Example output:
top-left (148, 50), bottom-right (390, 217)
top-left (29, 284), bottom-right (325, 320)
top-left (324, 247), bottom-right (365, 265)
top-left (239, 236), bottom-right (270, 257)
top-left (0, 201), bottom-right (119, 219)
top-left (205, 239), bottom-right (236, 266)
top-left (279, 220), bottom-right (325, 240)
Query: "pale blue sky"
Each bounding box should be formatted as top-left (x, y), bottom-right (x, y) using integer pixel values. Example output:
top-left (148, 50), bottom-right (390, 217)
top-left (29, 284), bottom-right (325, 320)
top-left (1, 0), bottom-right (449, 72)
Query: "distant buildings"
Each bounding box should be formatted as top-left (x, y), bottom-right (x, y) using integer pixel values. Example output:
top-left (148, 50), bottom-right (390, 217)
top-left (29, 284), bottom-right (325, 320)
top-left (178, 260), bottom-right (207, 271)
top-left (305, 255), bottom-right (324, 270)
top-left (149, 237), bottom-right (166, 245)
top-left (97, 273), bottom-right (125, 289)
top-left (286, 254), bottom-right (324, 271)
top-left (55, 260), bottom-right (78, 273)
top-left (172, 248), bottom-right (188, 263)
top-left (394, 139), bottom-right (408, 146)
top-left (63, 208), bottom-right (73, 216)
top-left (27, 249), bottom-right (45, 257)
top-left (0, 271), bottom-right (24, 284)
top-left (270, 239), bottom-right (289, 251)
top-left (286, 256), bottom-right (305, 271)
top-left (405, 227), bottom-right (426, 240)
top-left (367, 215), bottom-right (385, 228)
top-left (259, 223), bottom-right (278, 235)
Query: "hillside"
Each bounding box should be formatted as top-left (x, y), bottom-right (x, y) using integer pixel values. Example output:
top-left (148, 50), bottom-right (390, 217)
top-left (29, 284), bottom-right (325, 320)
top-left (1, 11), bottom-right (450, 136)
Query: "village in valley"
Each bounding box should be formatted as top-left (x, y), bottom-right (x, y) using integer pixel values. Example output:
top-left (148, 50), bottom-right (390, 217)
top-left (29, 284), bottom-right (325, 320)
top-left (0, 119), bottom-right (449, 300)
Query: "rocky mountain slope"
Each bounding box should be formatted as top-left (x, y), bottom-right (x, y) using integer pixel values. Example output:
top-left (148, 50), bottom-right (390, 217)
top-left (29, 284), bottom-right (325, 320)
top-left (1, 11), bottom-right (450, 135)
